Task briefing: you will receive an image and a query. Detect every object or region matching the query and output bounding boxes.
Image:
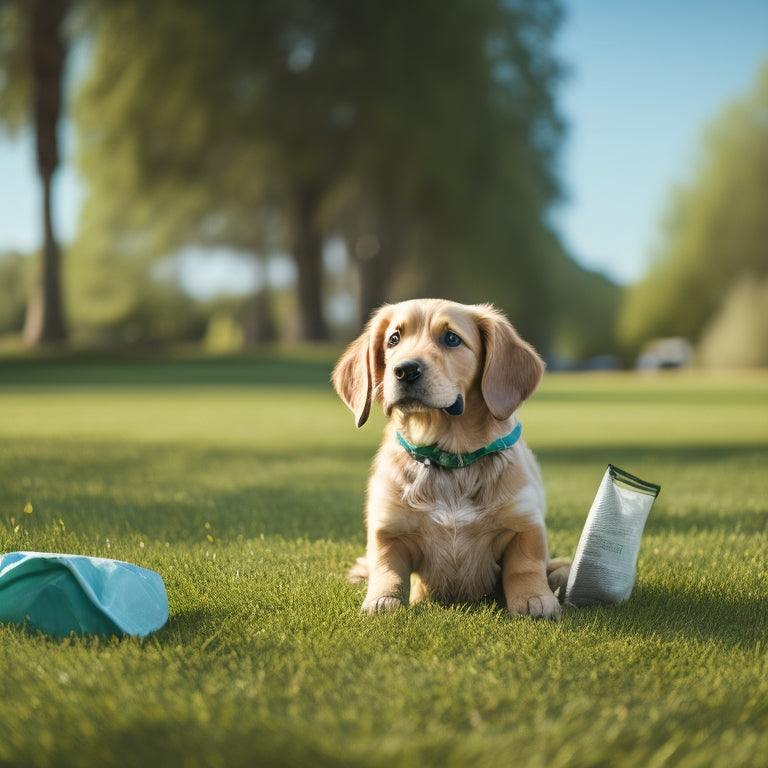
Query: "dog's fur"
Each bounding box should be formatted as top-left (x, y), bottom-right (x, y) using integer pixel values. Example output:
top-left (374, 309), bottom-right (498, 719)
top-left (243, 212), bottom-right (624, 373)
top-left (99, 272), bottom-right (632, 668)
top-left (333, 299), bottom-right (566, 620)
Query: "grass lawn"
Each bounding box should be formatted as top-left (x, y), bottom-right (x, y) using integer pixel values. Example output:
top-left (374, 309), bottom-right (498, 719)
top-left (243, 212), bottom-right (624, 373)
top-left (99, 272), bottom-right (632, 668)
top-left (1, 353), bottom-right (767, 767)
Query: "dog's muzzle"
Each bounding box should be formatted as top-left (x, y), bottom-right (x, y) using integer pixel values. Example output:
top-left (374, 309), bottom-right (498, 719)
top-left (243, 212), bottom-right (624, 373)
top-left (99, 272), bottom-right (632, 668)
top-left (388, 358), bottom-right (463, 417)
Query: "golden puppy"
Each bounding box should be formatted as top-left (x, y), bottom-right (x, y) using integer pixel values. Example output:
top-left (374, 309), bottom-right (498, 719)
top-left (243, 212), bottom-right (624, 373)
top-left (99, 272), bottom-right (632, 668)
top-left (333, 298), bottom-right (565, 620)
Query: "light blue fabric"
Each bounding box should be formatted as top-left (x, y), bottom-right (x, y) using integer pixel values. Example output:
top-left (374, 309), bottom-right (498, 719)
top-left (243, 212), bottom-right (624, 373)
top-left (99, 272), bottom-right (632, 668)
top-left (0, 552), bottom-right (169, 637)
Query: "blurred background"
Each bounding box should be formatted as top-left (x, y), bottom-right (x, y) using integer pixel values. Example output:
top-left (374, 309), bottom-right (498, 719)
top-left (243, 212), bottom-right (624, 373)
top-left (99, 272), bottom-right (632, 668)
top-left (0, 0), bottom-right (766, 369)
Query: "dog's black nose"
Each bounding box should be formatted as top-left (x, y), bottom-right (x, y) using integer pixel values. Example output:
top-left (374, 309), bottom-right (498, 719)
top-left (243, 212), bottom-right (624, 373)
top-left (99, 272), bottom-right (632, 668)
top-left (394, 360), bottom-right (422, 383)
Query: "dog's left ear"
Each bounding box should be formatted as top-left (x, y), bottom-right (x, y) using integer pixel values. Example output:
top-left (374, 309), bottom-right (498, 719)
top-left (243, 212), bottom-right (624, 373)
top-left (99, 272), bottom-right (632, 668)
top-left (332, 305), bottom-right (393, 427)
top-left (475, 305), bottom-right (545, 421)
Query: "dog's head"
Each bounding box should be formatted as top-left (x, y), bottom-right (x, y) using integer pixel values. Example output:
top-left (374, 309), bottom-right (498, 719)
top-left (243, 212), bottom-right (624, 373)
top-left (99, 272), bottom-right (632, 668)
top-left (333, 299), bottom-right (544, 428)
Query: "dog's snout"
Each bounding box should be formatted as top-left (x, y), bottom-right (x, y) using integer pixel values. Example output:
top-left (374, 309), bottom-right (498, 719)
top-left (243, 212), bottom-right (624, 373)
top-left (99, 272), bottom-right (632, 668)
top-left (393, 360), bottom-right (422, 383)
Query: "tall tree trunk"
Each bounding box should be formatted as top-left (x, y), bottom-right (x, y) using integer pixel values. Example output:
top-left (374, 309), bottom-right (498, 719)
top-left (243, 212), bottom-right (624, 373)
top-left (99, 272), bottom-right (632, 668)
top-left (355, 206), bottom-right (402, 322)
top-left (357, 230), bottom-right (396, 323)
top-left (242, 257), bottom-right (277, 345)
top-left (23, 0), bottom-right (68, 346)
top-left (290, 183), bottom-right (328, 341)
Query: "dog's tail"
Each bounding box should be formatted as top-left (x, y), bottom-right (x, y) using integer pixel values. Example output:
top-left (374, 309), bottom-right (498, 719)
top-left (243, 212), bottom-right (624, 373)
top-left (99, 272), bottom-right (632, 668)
top-left (347, 556), bottom-right (369, 583)
top-left (547, 557), bottom-right (572, 602)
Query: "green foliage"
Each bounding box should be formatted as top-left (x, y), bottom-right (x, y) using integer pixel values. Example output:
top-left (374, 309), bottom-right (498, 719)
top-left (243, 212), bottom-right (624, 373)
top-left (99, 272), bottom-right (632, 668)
top-left (698, 274), bottom-right (768, 368)
top-left (328, 0), bottom-right (566, 326)
top-left (620, 59), bottom-right (768, 357)
top-left (1, 359), bottom-right (768, 766)
top-left (548, 257), bottom-right (623, 363)
top-left (0, 0), bottom-right (31, 135)
top-left (70, 0), bottom-right (592, 347)
top-left (64, 253), bottom-right (209, 345)
top-left (0, 252), bottom-right (32, 333)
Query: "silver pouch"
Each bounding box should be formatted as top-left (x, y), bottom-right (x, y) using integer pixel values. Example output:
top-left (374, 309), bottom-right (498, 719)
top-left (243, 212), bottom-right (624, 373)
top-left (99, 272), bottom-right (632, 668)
top-left (564, 464), bottom-right (660, 607)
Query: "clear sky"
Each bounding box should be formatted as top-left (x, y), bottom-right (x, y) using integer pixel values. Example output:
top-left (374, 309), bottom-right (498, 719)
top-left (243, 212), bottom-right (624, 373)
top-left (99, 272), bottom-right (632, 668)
top-left (1, 1), bottom-right (767, 289)
top-left (554, 0), bottom-right (768, 283)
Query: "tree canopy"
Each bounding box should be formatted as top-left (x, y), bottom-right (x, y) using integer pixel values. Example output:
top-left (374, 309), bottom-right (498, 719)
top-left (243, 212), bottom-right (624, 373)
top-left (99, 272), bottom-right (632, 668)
top-left (70, 0), bottom-right (620, 352)
top-left (0, 0), bottom-right (625, 357)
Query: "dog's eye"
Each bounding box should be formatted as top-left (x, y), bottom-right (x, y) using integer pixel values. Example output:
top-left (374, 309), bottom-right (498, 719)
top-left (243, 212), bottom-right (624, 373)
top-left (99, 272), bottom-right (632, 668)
top-left (388, 331), bottom-right (401, 347)
top-left (444, 331), bottom-right (463, 348)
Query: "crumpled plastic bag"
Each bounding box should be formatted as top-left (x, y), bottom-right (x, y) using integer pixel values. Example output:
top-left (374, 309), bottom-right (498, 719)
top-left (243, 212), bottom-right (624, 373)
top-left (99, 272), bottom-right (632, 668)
top-left (0, 552), bottom-right (169, 637)
top-left (564, 465), bottom-right (661, 607)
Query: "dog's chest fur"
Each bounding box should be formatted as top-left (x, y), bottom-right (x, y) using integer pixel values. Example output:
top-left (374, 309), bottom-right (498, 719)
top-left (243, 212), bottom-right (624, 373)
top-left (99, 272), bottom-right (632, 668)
top-left (393, 454), bottom-right (541, 604)
top-left (417, 497), bottom-right (502, 604)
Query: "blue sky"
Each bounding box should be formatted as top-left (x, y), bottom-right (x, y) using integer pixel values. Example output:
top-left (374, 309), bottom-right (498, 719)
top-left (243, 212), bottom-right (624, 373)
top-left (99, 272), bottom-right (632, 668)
top-left (1, 0), bottom-right (767, 289)
top-left (554, 0), bottom-right (768, 283)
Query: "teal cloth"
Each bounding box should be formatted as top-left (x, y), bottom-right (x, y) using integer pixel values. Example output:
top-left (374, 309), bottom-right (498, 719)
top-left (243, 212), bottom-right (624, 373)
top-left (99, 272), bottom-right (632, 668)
top-left (0, 552), bottom-right (168, 637)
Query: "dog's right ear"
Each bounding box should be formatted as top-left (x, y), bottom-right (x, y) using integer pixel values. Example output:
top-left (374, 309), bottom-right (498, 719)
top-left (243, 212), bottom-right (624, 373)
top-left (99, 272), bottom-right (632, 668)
top-left (332, 306), bottom-right (392, 427)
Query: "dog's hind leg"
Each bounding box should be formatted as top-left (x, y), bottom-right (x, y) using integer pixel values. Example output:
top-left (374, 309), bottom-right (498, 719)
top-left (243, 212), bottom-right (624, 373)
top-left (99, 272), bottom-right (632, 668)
top-left (547, 557), bottom-right (572, 601)
top-left (409, 573), bottom-right (429, 605)
top-left (347, 556), bottom-right (369, 583)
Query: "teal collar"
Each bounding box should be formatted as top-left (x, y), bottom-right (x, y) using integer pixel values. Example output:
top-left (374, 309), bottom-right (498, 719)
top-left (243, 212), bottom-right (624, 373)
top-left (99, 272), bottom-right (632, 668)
top-left (396, 421), bottom-right (522, 468)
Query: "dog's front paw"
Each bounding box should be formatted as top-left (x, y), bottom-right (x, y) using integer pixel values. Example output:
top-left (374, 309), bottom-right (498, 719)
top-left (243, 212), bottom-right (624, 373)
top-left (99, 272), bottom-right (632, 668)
top-left (362, 596), bottom-right (403, 614)
top-left (507, 592), bottom-right (561, 621)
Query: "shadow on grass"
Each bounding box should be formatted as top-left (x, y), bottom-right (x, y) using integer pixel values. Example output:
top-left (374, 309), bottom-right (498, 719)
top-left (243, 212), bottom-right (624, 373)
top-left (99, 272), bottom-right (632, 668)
top-left (5, 438), bottom-right (767, 546)
top-left (537, 442), bottom-right (768, 469)
top-left (0, 352), bottom-right (336, 387)
top-left (77, 712), bottom-right (362, 768)
top-left (535, 386), bottom-right (768, 405)
top-left (2, 438), bottom-right (371, 545)
top-left (540, 443), bottom-right (768, 538)
top-left (572, 577), bottom-right (768, 652)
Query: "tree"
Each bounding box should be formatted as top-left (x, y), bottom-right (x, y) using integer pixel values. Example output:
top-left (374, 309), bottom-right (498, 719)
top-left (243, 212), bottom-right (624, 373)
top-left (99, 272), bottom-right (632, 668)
top-left (619, 59), bottom-right (768, 356)
top-left (69, 2), bottom-right (270, 340)
top-left (74, 0), bottom-right (346, 341)
top-left (698, 274), bottom-right (768, 368)
top-left (0, 0), bottom-right (69, 345)
top-left (320, 0), bottom-right (568, 337)
top-left (74, 0), bottom-right (576, 346)
top-left (0, 251), bottom-right (31, 333)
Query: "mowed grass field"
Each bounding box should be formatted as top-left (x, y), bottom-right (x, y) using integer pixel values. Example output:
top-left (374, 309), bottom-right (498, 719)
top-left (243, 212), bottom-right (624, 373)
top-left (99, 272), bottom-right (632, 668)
top-left (1, 353), bottom-right (767, 767)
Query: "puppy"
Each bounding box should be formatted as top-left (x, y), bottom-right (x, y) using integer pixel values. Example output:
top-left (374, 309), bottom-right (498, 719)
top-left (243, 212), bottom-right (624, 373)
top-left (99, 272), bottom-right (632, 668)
top-left (333, 299), bottom-right (565, 620)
